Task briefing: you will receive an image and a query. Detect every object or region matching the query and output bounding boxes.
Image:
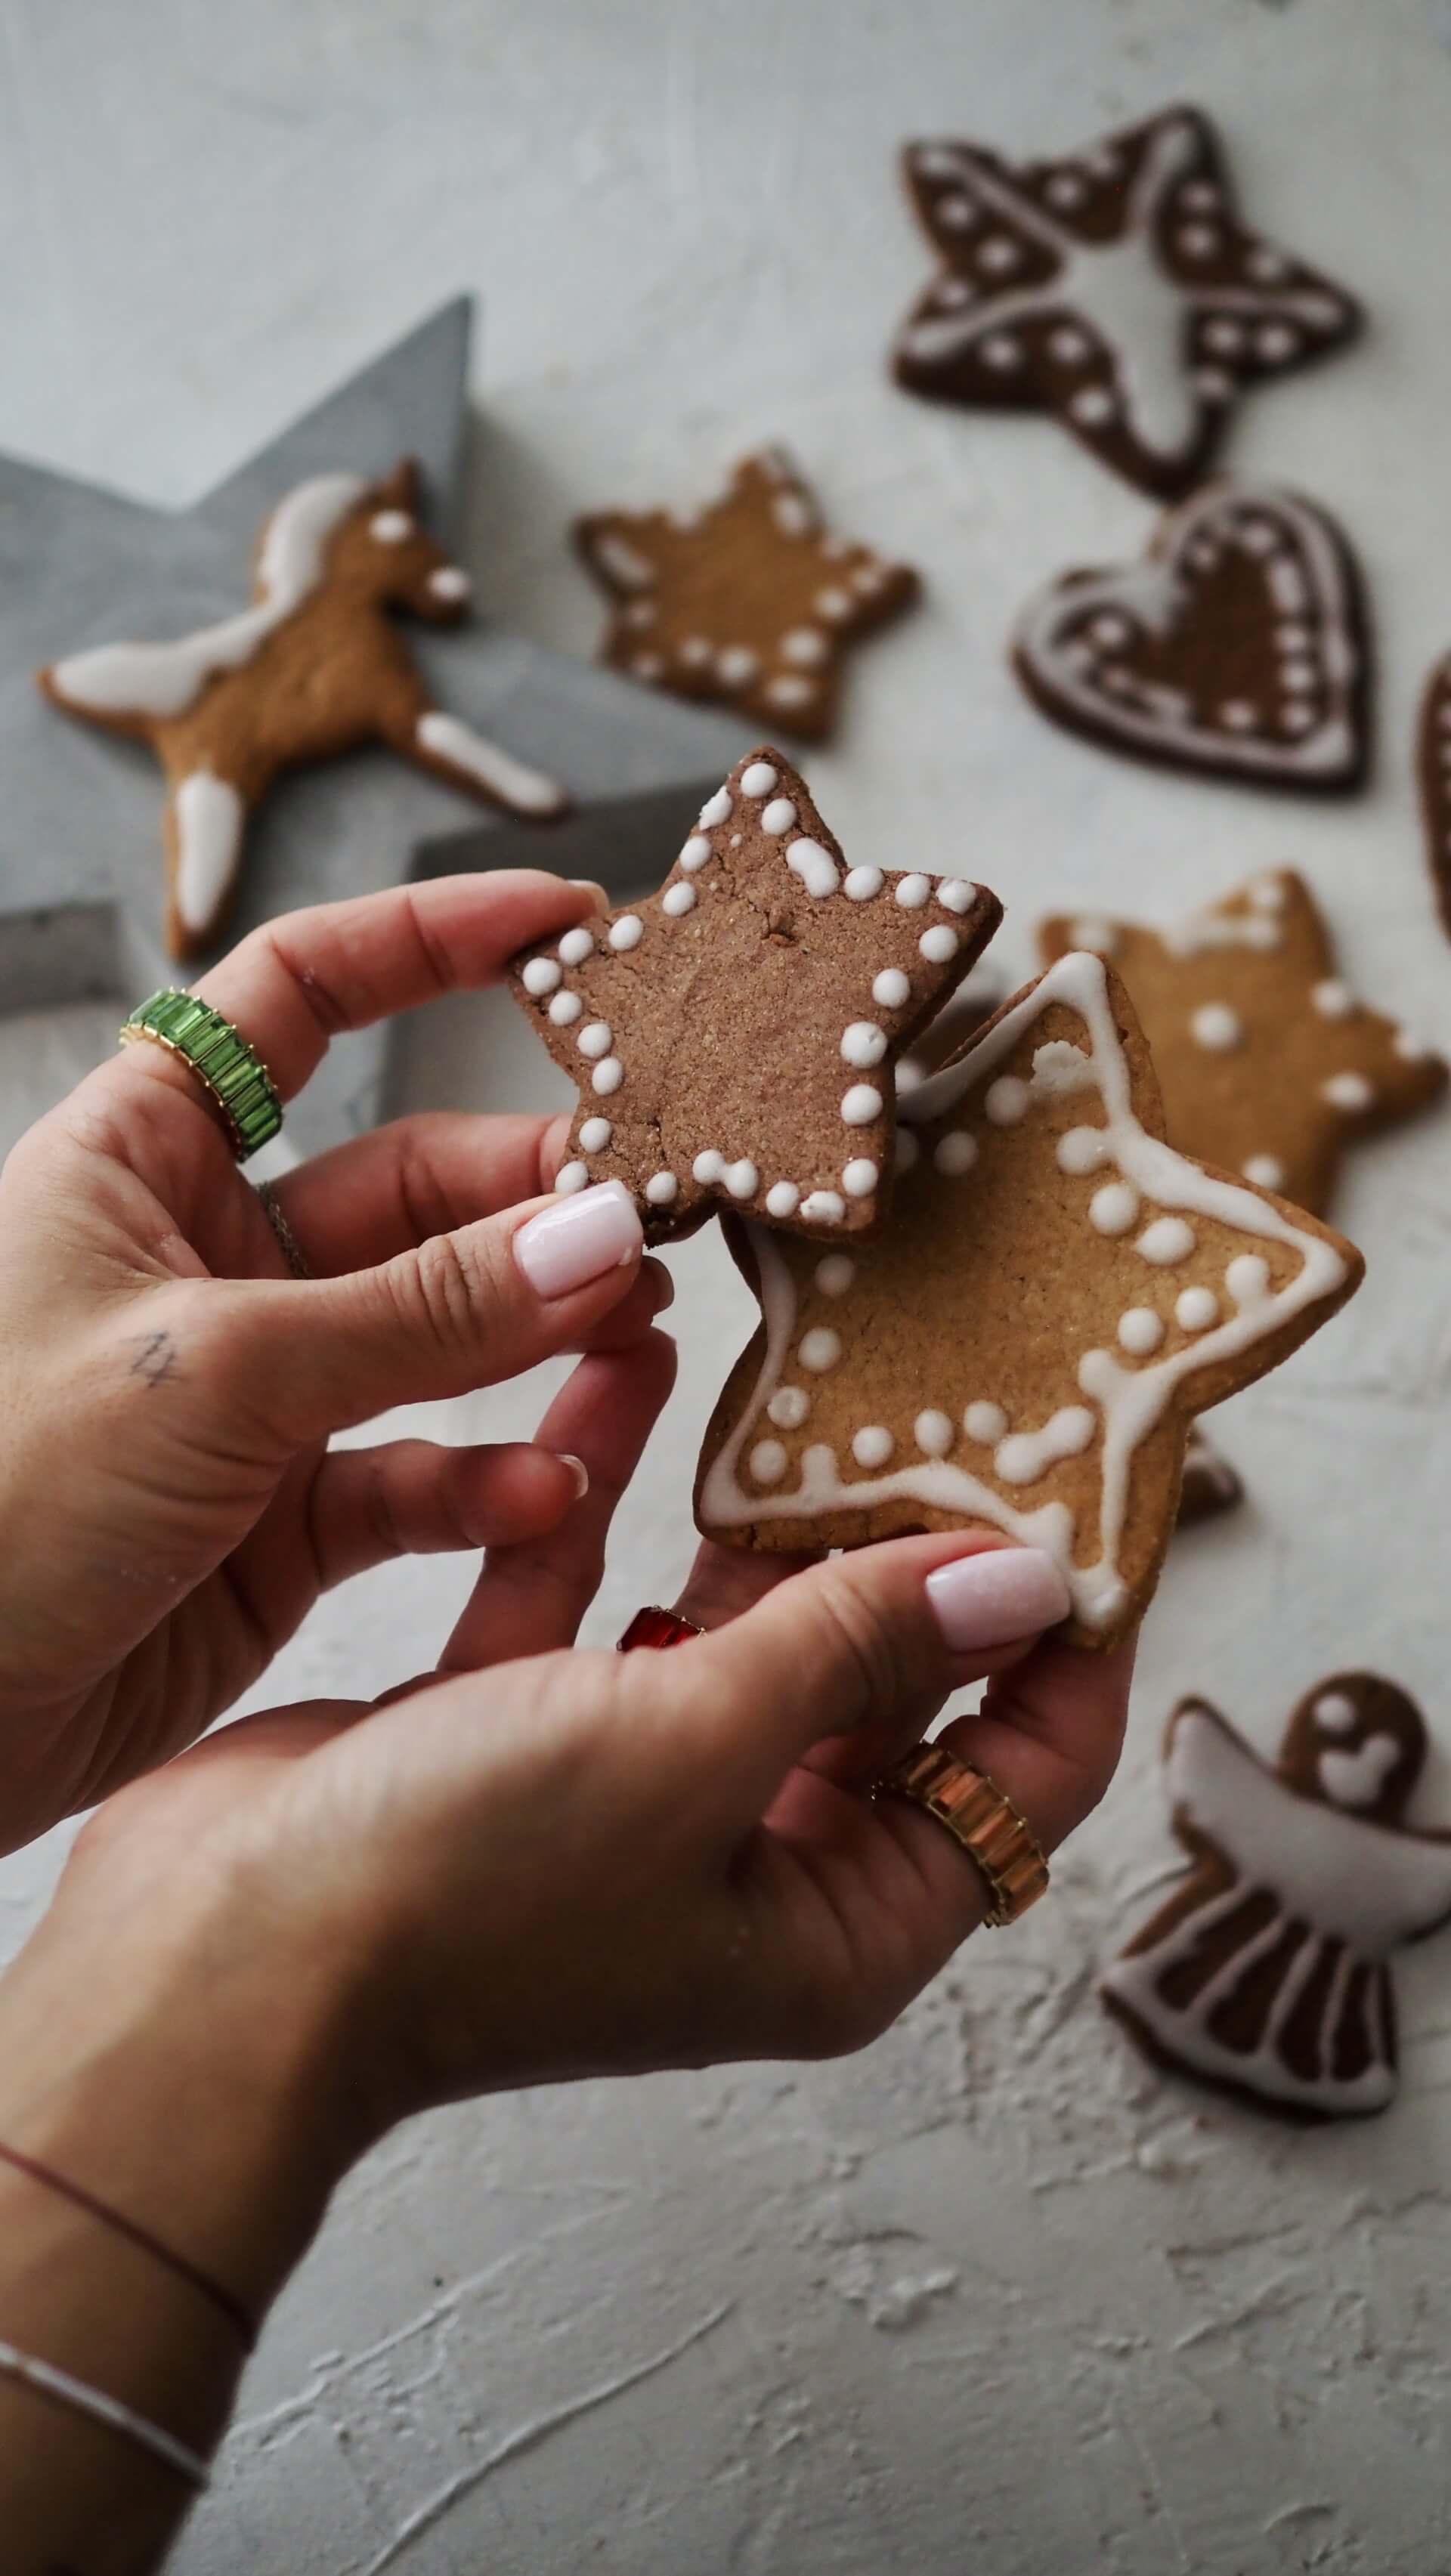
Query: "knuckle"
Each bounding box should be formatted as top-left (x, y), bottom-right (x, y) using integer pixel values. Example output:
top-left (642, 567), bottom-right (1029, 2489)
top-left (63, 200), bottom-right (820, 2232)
top-left (806, 1570), bottom-right (914, 1730)
top-left (397, 1229), bottom-right (493, 1364)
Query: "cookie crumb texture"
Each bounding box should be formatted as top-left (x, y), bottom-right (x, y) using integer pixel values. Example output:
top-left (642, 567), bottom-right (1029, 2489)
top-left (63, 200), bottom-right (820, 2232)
top-left (509, 747), bottom-right (999, 1242)
top-left (893, 105), bottom-right (1360, 500)
top-left (696, 952), bottom-right (1362, 1650)
top-left (576, 448), bottom-right (918, 741)
top-left (1012, 480), bottom-right (1369, 793)
top-left (1102, 1678), bottom-right (1451, 2120)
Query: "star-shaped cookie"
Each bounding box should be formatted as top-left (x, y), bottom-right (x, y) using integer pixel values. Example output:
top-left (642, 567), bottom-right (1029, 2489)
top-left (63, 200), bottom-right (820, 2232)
top-left (1101, 1678), bottom-right (1451, 2119)
top-left (575, 450), bottom-right (919, 741)
top-left (1012, 481), bottom-right (1368, 793)
top-left (893, 105), bottom-right (1361, 499)
top-left (1038, 871), bottom-right (1445, 1215)
top-left (695, 952), bottom-right (1362, 1649)
top-left (508, 747), bottom-right (1000, 1242)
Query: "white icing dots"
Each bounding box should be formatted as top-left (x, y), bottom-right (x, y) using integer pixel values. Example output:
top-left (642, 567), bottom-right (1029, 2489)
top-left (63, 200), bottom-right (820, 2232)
top-left (874, 967), bottom-right (911, 1008)
top-left (841, 1021), bottom-right (887, 1068)
top-left (768, 1387), bottom-right (809, 1430)
top-left (559, 926), bottom-right (594, 966)
top-left (843, 866), bottom-right (883, 901)
top-left (815, 1254), bottom-right (856, 1297)
top-left (717, 646), bottom-right (759, 686)
top-left (761, 798), bottom-right (797, 836)
top-left (919, 924), bottom-right (959, 964)
top-left (1313, 1690), bottom-right (1357, 1733)
top-left (781, 627), bottom-right (828, 666)
top-left (766, 1182), bottom-right (800, 1219)
top-left (678, 835), bottom-right (712, 871)
top-left (741, 762), bottom-right (778, 798)
top-left (1323, 1072), bottom-right (1372, 1112)
top-left (1242, 1155), bottom-right (1284, 1190)
top-left (902, 1411), bottom-right (949, 1464)
top-left (726, 1159), bottom-right (759, 1201)
top-left (645, 1172), bottom-right (678, 1205)
top-left (554, 1161), bottom-right (588, 1195)
top-left (1136, 1217), bottom-right (1196, 1265)
top-left (995, 1406), bottom-right (1095, 1486)
top-left (852, 1427), bottom-right (896, 1470)
top-left (608, 914), bottom-right (644, 951)
top-left (799, 1328), bottom-right (843, 1373)
top-left (964, 1401), bottom-right (1007, 1446)
top-left (1191, 1003), bottom-right (1243, 1051)
top-left (1118, 1307), bottom-right (1165, 1356)
top-left (933, 1130), bottom-right (976, 1176)
top-left (549, 991), bottom-right (583, 1026)
top-left (1057, 1124), bottom-right (1109, 1175)
top-left (1312, 981), bottom-right (1354, 1019)
top-left (1175, 1287), bottom-right (1219, 1332)
top-left (370, 509), bottom-right (414, 542)
top-left (937, 880), bottom-right (975, 914)
top-left (842, 1158), bottom-right (878, 1198)
top-left (1090, 1181), bottom-right (1140, 1236)
top-left (698, 787), bottom-right (732, 828)
top-left (750, 1440), bottom-right (787, 1487)
top-left (895, 874), bottom-right (931, 909)
top-left (985, 1076), bottom-right (1029, 1125)
top-left (693, 1149), bottom-right (726, 1185)
top-left (428, 567), bottom-right (469, 602)
top-left (815, 588), bottom-right (852, 621)
top-left (592, 1059), bottom-right (623, 1095)
top-left (577, 1021), bottom-right (613, 1059)
top-left (663, 882), bottom-right (697, 917)
top-left (522, 956), bottom-right (562, 997)
top-left (1070, 385), bottom-right (1115, 426)
top-left (802, 1190), bottom-right (846, 1225)
top-left (1227, 1253), bottom-right (1271, 1305)
top-left (579, 1118), bottom-right (613, 1152)
top-left (841, 1084), bottom-right (883, 1126)
top-left (789, 841), bottom-right (841, 899)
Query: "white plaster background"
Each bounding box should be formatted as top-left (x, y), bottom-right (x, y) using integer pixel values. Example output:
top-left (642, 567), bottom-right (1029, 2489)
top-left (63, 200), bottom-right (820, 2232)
top-left (2, 0), bottom-right (1450, 2565)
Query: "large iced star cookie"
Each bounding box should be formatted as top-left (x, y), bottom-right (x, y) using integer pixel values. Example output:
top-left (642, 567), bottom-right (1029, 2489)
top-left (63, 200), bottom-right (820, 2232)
top-left (893, 106), bottom-right (1360, 499)
top-left (508, 747), bottom-right (1000, 1242)
top-left (695, 953), bottom-right (1362, 1649)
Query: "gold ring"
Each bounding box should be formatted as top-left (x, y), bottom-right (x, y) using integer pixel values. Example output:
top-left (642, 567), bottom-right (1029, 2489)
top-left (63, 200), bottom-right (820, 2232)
top-left (874, 1743), bottom-right (1049, 1926)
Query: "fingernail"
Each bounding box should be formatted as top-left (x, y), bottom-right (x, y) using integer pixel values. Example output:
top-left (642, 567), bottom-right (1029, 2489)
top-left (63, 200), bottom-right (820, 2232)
top-left (514, 1180), bottom-right (642, 1299)
top-left (555, 1452), bottom-right (590, 1503)
top-left (643, 1256), bottom-right (675, 1313)
top-left (926, 1548), bottom-right (1072, 1653)
top-left (570, 878), bottom-right (609, 911)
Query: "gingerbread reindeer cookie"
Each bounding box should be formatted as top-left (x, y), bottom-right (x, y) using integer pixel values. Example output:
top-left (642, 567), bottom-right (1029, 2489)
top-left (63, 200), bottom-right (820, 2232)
top-left (40, 459), bottom-right (567, 959)
top-left (1102, 1679), bottom-right (1451, 2120)
top-left (1012, 481), bottom-right (1369, 792)
top-left (509, 747), bottom-right (1000, 1243)
top-left (576, 450), bottom-right (918, 741)
top-left (893, 106), bottom-right (1360, 500)
top-left (695, 953), bottom-right (1362, 1650)
top-left (1038, 870), bottom-right (1444, 1216)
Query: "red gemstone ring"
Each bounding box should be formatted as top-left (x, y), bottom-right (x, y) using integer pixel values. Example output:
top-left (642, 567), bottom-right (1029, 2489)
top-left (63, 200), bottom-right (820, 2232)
top-left (617, 1607), bottom-right (705, 1652)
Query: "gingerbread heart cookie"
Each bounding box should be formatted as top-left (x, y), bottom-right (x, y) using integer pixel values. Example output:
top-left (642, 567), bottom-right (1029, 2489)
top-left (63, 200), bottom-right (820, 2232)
top-left (508, 747), bottom-right (1000, 1243)
top-left (575, 449), bottom-right (918, 742)
top-left (1101, 1678), bottom-right (1451, 2120)
top-left (696, 951), bottom-right (1362, 1650)
top-left (1038, 870), bottom-right (1444, 1215)
top-left (1012, 481), bottom-right (1368, 792)
top-left (39, 459), bottom-right (567, 960)
top-left (893, 106), bottom-right (1360, 500)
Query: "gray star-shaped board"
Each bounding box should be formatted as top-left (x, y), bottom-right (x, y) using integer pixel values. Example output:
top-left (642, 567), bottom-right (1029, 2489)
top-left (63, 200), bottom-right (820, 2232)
top-left (0, 298), bottom-right (744, 1152)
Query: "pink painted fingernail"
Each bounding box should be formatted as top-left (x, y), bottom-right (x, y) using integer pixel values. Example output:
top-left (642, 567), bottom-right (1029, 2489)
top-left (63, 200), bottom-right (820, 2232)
top-left (570, 878), bottom-right (609, 911)
top-left (514, 1180), bottom-right (642, 1299)
top-left (926, 1548), bottom-right (1072, 1653)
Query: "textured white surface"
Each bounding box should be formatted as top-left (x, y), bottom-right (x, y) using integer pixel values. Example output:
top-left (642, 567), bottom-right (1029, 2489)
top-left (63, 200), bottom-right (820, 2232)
top-left (3, 1), bottom-right (1451, 2568)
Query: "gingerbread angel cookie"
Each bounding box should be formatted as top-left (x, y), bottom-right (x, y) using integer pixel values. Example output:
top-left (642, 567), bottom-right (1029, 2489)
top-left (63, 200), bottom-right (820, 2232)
top-left (509, 748), bottom-right (1000, 1244)
top-left (575, 450), bottom-right (918, 742)
top-left (893, 107), bottom-right (1360, 500)
top-left (40, 459), bottom-right (567, 960)
top-left (1102, 1680), bottom-right (1451, 2120)
top-left (695, 953), bottom-right (1362, 1650)
top-left (1012, 481), bottom-right (1368, 792)
top-left (1038, 871), bottom-right (1444, 1216)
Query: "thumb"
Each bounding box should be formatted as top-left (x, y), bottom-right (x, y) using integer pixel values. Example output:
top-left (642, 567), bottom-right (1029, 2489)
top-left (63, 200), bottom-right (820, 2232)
top-left (207, 1180), bottom-right (650, 1444)
top-left (676, 1534), bottom-right (1073, 1818)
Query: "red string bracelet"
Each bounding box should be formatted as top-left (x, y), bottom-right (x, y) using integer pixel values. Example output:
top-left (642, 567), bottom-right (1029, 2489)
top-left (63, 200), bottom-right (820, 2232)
top-left (0, 2140), bottom-right (256, 2353)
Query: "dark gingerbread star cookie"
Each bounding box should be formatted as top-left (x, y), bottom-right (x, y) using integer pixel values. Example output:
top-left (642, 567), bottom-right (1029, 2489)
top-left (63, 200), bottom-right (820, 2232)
top-left (696, 952), bottom-right (1362, 1650)
top-left (1012, 480), bottom-right (1368, 792)
top-left (1102, 1678), bottom-right (1451, 2120)
top-left (893, 105), bottom-right (1361, 499)
top-left (575, 450), bottom-right (918, 741)
top-left (1038, 870), bottom-right (1444, 1216)
top-left (509, 747), bottom-right (1000, 1242)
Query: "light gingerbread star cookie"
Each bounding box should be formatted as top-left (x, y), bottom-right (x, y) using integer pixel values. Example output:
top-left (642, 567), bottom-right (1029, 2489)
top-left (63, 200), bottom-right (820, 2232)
top-left (508, 747), bottom-right (1000, 1243)
top-left (575, 449), bottom-right (918, 741)
top-left (1038, 870), bottom-right (1445, 1215)
top-left (695, 952), bottom-right (1362, 1650)
top-left (893, 106), bottom-right (1361, 499)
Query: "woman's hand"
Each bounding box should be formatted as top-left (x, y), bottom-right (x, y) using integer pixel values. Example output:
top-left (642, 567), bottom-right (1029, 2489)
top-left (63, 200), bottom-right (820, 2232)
top-left (0, 871), bottom-right (669, 1852)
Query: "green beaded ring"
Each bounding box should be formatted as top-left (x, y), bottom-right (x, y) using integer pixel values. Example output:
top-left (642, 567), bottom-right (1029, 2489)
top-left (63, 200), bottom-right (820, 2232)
top-left (119, 990), bottom-right (283, 1162)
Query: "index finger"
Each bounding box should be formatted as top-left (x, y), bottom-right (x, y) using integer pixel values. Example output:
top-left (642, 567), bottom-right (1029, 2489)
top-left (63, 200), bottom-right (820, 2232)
top-left (190, 871), bottom-right (599, 1099)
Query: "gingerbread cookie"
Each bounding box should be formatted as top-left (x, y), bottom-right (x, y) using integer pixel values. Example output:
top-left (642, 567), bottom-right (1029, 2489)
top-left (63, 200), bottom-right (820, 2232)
top-left (1038, 871), bottom-right (1444, 1216)
top-left (695, 952), bottom-right (1362, 1650)
top-left (893, 107), bottom-right (1361, 500)
top-left (575, 450), bottom-right (918, 742)
top-left (1175, 1427), bottom-right (1244, 1526)
top-left (1101, 1679), bottom-right (1451, 2120)
top-left (1415, 651), bottom-right (1451, 943)
top-left (1013, 481), bottom-right (1368, 792)
top-left (40, 459), bottom-right (567, 960)
top-left (509, 748), bottom-right (999, 1243)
